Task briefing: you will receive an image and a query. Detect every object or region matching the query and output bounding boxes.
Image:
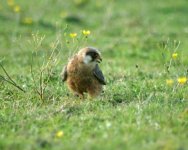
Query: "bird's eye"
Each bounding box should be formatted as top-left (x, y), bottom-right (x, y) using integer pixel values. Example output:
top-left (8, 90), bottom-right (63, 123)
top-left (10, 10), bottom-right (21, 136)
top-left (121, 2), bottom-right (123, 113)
top-left (94, 53), bottom-right (98, 57)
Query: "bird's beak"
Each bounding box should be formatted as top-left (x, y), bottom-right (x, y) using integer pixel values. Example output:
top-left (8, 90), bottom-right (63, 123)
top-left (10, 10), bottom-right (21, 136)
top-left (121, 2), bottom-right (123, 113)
top-left (96, 56), bottom-right (102, 63)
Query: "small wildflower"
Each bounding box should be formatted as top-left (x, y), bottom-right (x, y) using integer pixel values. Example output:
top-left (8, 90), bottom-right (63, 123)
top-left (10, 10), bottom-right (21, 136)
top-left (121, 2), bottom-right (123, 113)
top-left (13, 5), bottom-right (21, 13)
top-left (172, 53), bottom-right (178, 59)
top-left (82, 30), bottom-right (90, 36)
top-left (60, 11), bottom-right (68, 18)
top-left (7, 0), bottom-right (14, 6)
top-left (22, 17), bottom-right (33, 25)
top-left (166, 79), bottom-right (174, 86)
top-left (69, 33), bottom-right (77, 38)
top-left (177, 77), bottom-right (187, 85)
top-left (55, 131), bottom-right (64, 138)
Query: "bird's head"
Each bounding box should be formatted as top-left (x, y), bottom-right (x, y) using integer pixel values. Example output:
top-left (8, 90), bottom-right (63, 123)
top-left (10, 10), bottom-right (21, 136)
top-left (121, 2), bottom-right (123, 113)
top-left (78, 47), bottom-right (102, 65)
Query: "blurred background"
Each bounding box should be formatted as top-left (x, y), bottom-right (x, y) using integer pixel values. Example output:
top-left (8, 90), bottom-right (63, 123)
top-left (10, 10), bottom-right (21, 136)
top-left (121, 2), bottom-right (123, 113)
top-left (1, 0), bottom-right (188, 68)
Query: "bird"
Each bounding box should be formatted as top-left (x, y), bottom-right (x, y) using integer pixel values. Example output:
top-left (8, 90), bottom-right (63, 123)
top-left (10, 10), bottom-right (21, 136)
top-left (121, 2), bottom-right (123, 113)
top-left (61, 47), bottom-right (106, 98)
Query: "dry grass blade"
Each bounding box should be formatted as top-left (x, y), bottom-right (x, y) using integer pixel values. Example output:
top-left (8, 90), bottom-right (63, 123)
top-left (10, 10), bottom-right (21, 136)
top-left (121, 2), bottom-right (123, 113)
top-left (0, 63), bottom-right (26, 93)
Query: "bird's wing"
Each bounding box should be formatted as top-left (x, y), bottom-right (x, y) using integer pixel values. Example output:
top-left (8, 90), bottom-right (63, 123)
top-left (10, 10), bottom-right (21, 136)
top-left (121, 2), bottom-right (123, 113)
top-left (61, 65), bottom-right (68, 82)
top-left (93, 64), bottom-right (106, 85)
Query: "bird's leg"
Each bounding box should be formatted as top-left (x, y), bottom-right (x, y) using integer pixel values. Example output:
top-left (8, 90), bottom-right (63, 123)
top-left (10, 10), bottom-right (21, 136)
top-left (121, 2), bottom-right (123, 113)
top-left (74, 93), bottom-right (80, 97)
top-left (74, 93), bottom-right (85, 99)
top-left (78, 93), bottom-right (85, 99)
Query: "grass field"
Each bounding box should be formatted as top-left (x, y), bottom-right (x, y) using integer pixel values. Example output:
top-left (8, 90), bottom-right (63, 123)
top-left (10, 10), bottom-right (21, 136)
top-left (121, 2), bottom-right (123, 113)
top-left (0, 0), bottom-right (188, 149)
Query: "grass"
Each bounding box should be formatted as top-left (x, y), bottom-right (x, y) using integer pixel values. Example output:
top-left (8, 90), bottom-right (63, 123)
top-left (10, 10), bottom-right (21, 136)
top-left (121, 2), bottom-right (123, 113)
top-left (0, 0), bottom-right (188, 149)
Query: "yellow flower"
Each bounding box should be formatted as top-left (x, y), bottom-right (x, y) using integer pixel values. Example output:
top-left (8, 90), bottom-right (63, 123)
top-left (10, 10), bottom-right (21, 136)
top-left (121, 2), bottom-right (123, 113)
top-left (69, 33), bottom-right (77, 38)
top-left (22, 17), bottom-right (33, 25)
top-left (13, 5), bottom-right (21, 13)
top-left (177, 77), bottom-right (187, 85)
top-left (82, 30), bottom-right (91, 36)
top-left (166, 79), bottom-right (174, 86)
top-left (7, 0), bottom-right (14, 6)
top-left (60, 11), bottom-right (68, 18)
top-left (56, 131), bottom-right (64, 138)
top-left (172, 53), bottom-right (178, 59)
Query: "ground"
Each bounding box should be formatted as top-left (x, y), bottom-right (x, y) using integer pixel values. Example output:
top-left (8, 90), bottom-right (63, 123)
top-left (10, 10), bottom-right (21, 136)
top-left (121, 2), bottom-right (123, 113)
top-left (0, 0), bottom-right (188, 150)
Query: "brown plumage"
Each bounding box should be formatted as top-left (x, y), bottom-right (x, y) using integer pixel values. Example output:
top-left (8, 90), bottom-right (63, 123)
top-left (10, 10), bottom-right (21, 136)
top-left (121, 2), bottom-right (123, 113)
top-left (61, 47), bottom-right (106, 98)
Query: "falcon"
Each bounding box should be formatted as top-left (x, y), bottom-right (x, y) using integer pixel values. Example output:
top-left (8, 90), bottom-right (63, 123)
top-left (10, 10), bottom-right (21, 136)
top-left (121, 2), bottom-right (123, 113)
top-left (61, 47), bottom-right (106, 98)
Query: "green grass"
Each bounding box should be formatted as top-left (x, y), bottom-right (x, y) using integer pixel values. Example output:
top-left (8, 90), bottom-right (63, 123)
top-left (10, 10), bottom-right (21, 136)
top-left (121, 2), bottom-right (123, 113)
top-left (0, 0), bottom-right (188, 150)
